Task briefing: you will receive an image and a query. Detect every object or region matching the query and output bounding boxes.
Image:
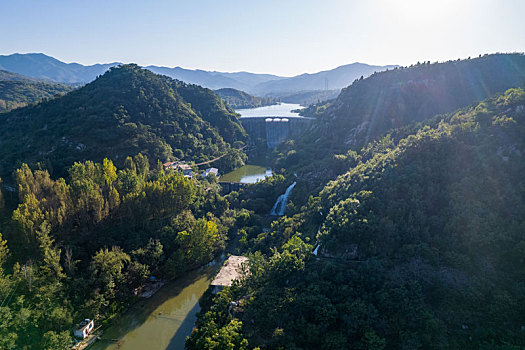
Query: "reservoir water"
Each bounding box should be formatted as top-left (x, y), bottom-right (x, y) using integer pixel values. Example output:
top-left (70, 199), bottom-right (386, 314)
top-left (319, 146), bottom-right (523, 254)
top-left (236, 102), bottom-right (302, 118)
top-left (90, 265), bottom-right (218, 350)
top-left (220, 164), bottom-right (272, 183)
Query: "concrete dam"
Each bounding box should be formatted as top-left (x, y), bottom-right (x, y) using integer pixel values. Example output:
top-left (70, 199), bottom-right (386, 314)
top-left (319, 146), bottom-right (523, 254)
top-left (239, 116), bottom-right (314, 148)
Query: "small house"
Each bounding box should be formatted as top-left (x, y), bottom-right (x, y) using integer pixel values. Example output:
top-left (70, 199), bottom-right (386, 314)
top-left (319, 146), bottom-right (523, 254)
top-left (74, 319), bottom-right (94, 339)
top-left (163, 161), bottom-right (193, 178)
top-left (175, 163), bottom-right (193, 178)
top-left (163, 161), bottom-right (177, 170)
top-left (210, 255), bottom-right (249, 294)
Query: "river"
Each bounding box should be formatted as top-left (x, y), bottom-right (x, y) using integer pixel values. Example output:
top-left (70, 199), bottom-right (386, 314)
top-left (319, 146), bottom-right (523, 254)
top-left (90, 265), bottom-right (218, 350)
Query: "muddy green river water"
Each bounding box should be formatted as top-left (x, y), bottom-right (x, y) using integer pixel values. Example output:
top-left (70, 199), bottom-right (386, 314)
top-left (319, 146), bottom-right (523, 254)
top-left (90, 266), bottom-right (217, 350)
top-left (220, 164), bottom-right (272, 183)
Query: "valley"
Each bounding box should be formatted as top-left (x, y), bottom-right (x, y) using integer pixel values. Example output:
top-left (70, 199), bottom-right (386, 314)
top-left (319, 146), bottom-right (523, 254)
top-left (0, 40), bottom-right (524, 350)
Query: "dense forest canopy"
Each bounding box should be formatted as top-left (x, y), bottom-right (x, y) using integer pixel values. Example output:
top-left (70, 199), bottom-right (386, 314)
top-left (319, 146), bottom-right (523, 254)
top-left (188, 89), bottom-right (525, 349)
top-left (0, 155), bottom-right (258, 349)
top-left (0, 64), bottom-right (247, 178)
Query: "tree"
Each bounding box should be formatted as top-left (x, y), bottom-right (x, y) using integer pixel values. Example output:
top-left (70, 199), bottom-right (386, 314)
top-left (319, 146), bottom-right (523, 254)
top-left (101, 158), bottom-right (118, 187)
top-left (36, 222), bottom-right (65, 282)
top-left (42, 330), bottom-right (72, 350)
top-left (90, 246), bottom-right (131, 298)
top-left (12, 193), bottom-right (45, 250)
top-left (132, 238), bottom-right (163, 269)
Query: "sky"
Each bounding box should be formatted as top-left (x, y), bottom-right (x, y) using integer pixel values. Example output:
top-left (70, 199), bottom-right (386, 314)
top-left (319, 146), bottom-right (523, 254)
top-left (0, 0), bottom-right (524, 76)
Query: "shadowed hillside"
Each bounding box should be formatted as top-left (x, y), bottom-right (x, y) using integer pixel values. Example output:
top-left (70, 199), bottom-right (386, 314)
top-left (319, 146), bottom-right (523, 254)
top-left (275, 53), bottom-right (525, 185)
top-left (0, 70), bottom-right (73, 112)
top-left (311, 53), bottom-right (525, 147)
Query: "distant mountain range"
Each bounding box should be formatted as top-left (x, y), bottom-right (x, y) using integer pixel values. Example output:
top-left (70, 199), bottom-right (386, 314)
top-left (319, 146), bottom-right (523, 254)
top-left (250, 62), bottom-right (398, 95)
top-left (145, 65), bottom-right (283, 91)
top-left (0, 53), bottom-right (395, 97)
top-left (0, 53), bottom-right (116, 84)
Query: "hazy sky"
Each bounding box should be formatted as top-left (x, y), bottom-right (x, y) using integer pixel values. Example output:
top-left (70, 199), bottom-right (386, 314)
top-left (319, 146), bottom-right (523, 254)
top-left (1, 0), bottom-right (524, 76)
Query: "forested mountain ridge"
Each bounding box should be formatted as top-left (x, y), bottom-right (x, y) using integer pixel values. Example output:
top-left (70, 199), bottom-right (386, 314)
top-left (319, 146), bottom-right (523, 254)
top-left (274, 53), bottom-right (525, 186)
top-left (0, 64), bottom-right (247, 178)
top-left (188, 88), bottom-right (525, 349)
top-left (0, 69), bottom-right (74, 112)
top-left (310, 53), bottom-right (525, 147)
top-left (215, 88), bottom-right (277, 109)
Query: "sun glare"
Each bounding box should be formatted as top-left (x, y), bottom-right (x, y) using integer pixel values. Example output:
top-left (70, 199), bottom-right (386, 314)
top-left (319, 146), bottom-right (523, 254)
top-left (387, 0), bottom-right (464, 22)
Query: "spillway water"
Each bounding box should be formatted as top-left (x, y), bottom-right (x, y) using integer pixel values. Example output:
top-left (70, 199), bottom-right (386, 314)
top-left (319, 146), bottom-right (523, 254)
top-left (270, 181), bottom-right (296, 216)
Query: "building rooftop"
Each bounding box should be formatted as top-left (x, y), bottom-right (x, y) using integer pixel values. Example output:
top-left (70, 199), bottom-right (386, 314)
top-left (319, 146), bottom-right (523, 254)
top-left (75, 319), bottom-right (93, 332)
top-left (205, 167), bottom-right (219, 176)
top-left (163, 161), bottom-right (176, 168)
top-left (177, 163), bottom-right (192, 170)
top-left (211, 255), bottom-right (249, 287)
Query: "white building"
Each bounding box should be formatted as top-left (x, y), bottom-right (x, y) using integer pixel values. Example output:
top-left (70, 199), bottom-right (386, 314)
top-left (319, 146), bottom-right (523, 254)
top-left (204, 167), bottom-right (219, 178)
top-left (74, 319), bottom-right (94, 339)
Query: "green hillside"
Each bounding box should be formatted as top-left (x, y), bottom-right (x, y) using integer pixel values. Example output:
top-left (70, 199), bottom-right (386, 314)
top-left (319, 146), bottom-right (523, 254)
top-left (215, 87), bottom-right (277, 109)
top-left (188, 88), bottom-right (525, 349)
top-left (0, 64), bottom-right (247, 177)
top-left (0, 70), bottom-right (73, 112)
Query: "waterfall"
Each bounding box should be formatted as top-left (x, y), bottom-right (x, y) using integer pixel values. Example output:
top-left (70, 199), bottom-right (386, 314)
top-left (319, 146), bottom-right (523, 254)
top-left (270, 181), bottom-right (296, 216)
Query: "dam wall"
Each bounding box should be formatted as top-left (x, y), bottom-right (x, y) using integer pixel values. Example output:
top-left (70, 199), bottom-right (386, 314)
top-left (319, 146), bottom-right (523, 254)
top-left (240, 116), bottom-right (313, 148)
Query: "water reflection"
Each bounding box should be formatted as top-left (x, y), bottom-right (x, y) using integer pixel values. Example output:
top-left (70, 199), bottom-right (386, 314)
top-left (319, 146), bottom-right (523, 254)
top-left (220, 165), bottom-right (272, 183)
